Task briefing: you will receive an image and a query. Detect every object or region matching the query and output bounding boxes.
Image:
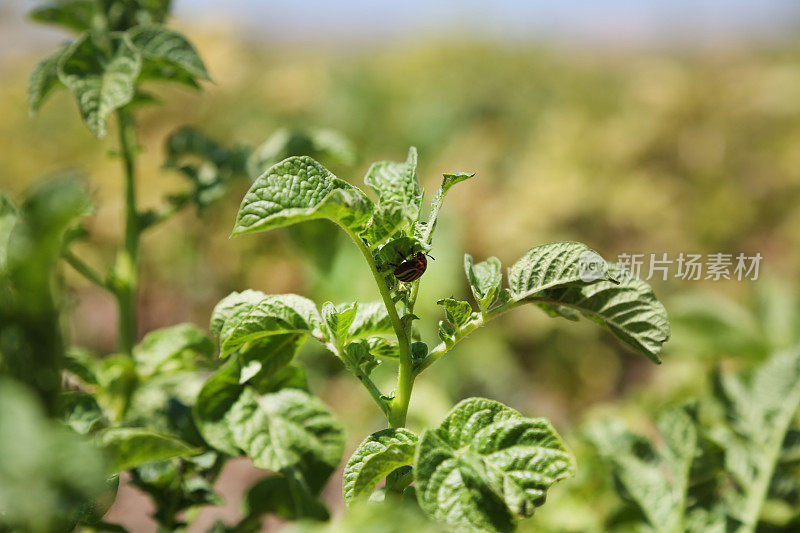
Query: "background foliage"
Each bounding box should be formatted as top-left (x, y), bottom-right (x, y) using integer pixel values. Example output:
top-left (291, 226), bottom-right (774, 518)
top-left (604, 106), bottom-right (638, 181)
top-left (2, 4), bottom-right (800, 530)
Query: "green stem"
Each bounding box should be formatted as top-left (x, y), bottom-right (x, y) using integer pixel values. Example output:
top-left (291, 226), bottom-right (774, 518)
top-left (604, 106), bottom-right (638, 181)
top-left (114, 110), bottom-right (139, 357)
top-left (62, 248), bottom-right (108, 289)
top-left (341, 227), bottom-right (413, 428)
top-left (414, 301), bottom-right (520, 377)
top-left (327, 341), bottom-right (391, 419)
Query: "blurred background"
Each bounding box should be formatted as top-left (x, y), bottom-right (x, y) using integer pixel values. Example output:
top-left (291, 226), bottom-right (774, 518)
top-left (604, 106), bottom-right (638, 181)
top-left (2, 0), bottom-right (800, 530)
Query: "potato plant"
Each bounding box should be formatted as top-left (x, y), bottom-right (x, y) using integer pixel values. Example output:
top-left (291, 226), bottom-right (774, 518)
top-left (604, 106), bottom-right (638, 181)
top-left (2, 1), bottom-right (674, 532)
top-left (195, 148), bottom-right (670, 532)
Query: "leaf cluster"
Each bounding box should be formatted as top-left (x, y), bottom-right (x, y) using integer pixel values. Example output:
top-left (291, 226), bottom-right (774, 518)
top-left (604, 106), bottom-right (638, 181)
top-left (28, 0), bottom-right (210, 137)
top-left (587, 348), bottom-right (800, 532)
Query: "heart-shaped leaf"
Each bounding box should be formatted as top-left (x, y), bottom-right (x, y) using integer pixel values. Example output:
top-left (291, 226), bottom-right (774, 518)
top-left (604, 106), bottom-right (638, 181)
top-left (343, 428), bottom-right (418, 506)
top-left (415, 397), bottom-right (575, 532)
top-left (231, 156), bottom-right (373, 237)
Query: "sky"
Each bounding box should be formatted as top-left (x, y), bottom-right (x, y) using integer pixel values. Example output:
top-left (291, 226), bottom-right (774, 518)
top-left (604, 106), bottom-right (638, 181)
top-left (174, 0), bottom-right (800, 48)
top-left (3, 0), bottom-right (799, 56)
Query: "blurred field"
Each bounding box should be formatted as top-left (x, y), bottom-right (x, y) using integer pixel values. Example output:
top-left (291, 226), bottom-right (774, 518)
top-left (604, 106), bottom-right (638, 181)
top-left (3, 17), bottom-right (800, 530)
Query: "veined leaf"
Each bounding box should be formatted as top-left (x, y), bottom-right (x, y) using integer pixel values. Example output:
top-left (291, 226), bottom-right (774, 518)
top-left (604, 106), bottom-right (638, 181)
top-left (29, 0), bottom-right (94, 33)
top-left (28, 45), bottom-right (69, 114)
top-left (192, 355), bottom-right (243, 456)
top-left (133, 323), bottom-right (214, 376)
top-left (231, 156), bottom-right (373, 237)
top-left (586, 407), bottom-right (697, 533)
top-left (436, 298), bottom-right (473, 328)
top-left (347, 302), bottom-right (393, 339)
top-left (247, 127), bottom-right (357, 178)
top-left (361, 201), bottom-right (406, 247)
top-left (210, 289), bottom-right (266, 339)
top-left (364, 147), bottom-right (421, 221)
top-left (464, 254), bottom-right (502, 313)
top-left (57, 34), bottom-right (142, 138)
top-left (414, 397), bottom-right (575, 532)
top-left (344, 340), bottom-right (379, 376)
top-left (218, 293), bottom-right (321, 357)
top-left (529, 263), bottom-right (670, 362)
top-left (60, 391), bottom-right (107, 435)
top-left (343, 428), bottom-right (418, 506)
top-left (242, 475), bottom-right (329, 523)
top-left (226, 388), bottom-right (345, 494)
top-left (364, 337), bottom-right (399, 360)
top-left (250, 363), bottom-right (309, 394)
top-left (507, 241), bottom-right (611, 299)
top-left (420, 171), bottom-right (475, 244)
top-left (238, 333), bottom-right (306, 384)
top-left (128, 25), bottom-right (209, 84)
top-left (96, 428), bottom-right (199, 473)
top-left (711, 349), bottom-right (800, 529)
top-left (322, 302), bottom-right (358, 346)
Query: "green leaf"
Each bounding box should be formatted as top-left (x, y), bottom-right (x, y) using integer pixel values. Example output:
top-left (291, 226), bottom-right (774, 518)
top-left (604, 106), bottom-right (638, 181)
top-left (192, 355), bottom-right (243, 456)
top-left (414, 397), bottom-right (575, 533)
top-left (436, 298), bottom-right (473, 328)
top-left (529, 263), bottom-right (670, 362)
top-left (507, 241), bottom-right (612, 299)
top-left (247, 128), bottom-right (357, 178)
top-left (347, 302), bottom-right (393, 339)
top-left (711, 349), bottom-right (800, 528)
top-left (364, 147), bottom-right (421, 221)
top-left (218, 293), bottom-right (321, 357)
top-left (344, 340), bottom-right (379, 376)
top-left (28, 45), bottom-right (69, 114)
top-left (378, 236), bottom-right (421, 268)
top-left (210, 289), bottom-right (266, 338)
top-left (57, 34), bottom-right (142, 138)
top-left (0, 378), bottom-right (108, 533)
top-left (586, 407), bottom-right (697, 533)
top-left (128, 25), bottom-right (210, 84)
top-left (133, 323), bottom-right (214, 376)
top-left (238, 333), bottom-right (306, 384)
top-left (96, 428), bottom-right (199, 473)
top-left (1, 176), bottom-right (91, 414)
top-left (322, 301), bottom-right (358, 345)
top-left (0, 193), bottom-right (17, 271)
top-left (420, 171), bottom-right (475, 244)
top-left (361, 201), bottom-right (406, 247)
top-left (243, 474), bottom-right (329, 523)
top-left (60, 391), bottom-right (107, 435)
top-left (226, 388), bottom-right (345, 494)
top-left (464, 254), bottom-right (502, 313)
top-left (29, 1), bottom-right (95, 33)
top-left (231, 156), bottom-right (373, 237)
top-left (365, 337), bottom-right (399, 361)
top-left (342, 428), bottom-right (418, 506)
top-left (250, 363), bottom-right (309, 394)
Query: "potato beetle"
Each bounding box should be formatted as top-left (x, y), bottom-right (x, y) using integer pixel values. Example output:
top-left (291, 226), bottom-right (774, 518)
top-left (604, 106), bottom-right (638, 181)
top-left (393, 251), bottom-right (434, 283)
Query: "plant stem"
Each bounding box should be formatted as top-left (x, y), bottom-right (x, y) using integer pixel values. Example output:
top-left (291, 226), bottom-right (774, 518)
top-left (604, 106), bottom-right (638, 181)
top-left (327, 341), bottom-right (391, 419)
top-left (114, 110), bottom-right (139, 357)
top-left (62, 248), bottom-right (108, 289)
top-left (414, 301), bottom-right (520, 377)
top-left (341, 227), bottom-right (413, 428)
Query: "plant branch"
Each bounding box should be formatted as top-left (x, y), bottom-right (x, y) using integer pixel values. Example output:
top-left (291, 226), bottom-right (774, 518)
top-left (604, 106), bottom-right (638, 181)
top-left (414, 301), bottom-right (521, 377)
top-left (62, 248), bottom-right (108, 289)
top-left (325, 341), bottom-right (391, 419)
top-left (113, 109), bottom-right (140, 357)
top-left (340, 226), bottom-right (413, 428)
